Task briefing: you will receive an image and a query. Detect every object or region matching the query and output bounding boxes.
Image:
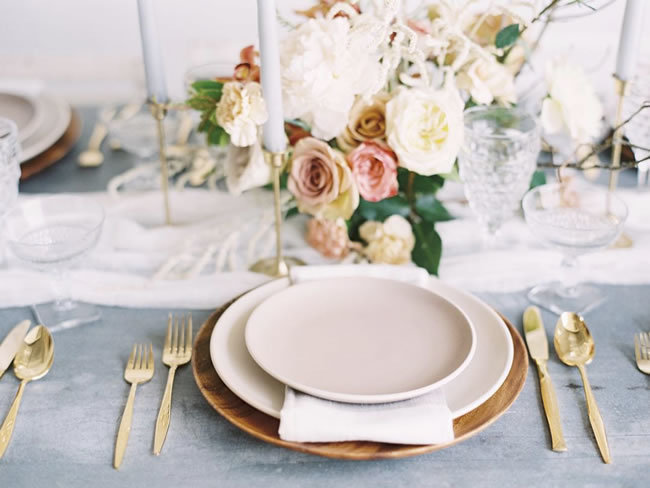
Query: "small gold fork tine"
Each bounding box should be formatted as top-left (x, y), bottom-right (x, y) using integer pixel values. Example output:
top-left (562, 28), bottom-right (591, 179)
top-left (186, 314), bottom-right (193, 353)
top-left (643, 333), bottom-right (650, 360)
top-left (128, 344), bottom-right (137, 369)
top-left (140, 344), bottom-right (146, 369)
top-left (180, 315), bottom-right (185, 354)
top-left (172, 317), bottom-right (179, 354)
top-left (164, 314), bottom-right (172, 353)
top-left (148, 344), bottom-right (154, 370)
top-left (635, 334), bottom-right (641, 362)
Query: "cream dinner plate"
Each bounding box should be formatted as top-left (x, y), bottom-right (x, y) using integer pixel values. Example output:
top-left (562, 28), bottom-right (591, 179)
top-left (245, 277), bottom-right (476, 404)
top-left (17, 92), bottom-right (71, 162)
top-left (0, 92), bottom-right (44, 143)
top-left (210, 278), bottom-right (514, 418)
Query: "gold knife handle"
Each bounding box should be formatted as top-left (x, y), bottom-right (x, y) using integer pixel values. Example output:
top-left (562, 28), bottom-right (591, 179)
top-left (536, 360), bottom-right (567, 452)
top-left (153, 365), bottom-right (177, 455)
top-left (0, 380), bottom-right (27, 458)
top-left (114, 383), bottom-right (137, 469)
top-left (577, 364), bottom-right (611, 464)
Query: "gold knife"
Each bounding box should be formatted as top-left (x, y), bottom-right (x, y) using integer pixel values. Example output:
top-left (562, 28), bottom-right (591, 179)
top-left (523, 306), bottom-right (567, 452)
top-left (0, 320), bottom-right (31, 380)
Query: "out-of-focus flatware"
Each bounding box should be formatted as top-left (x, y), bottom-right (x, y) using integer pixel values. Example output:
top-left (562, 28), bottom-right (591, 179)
top-left (0, 320), bottom-right (30, 379)
top-left (634, 331), bottom-right (650, 374)
top-left (0, 325), bottom-right (54, 458)
top-left (153, 314), bottom-right (192, 455)
top-left (523, 306), bottom-right (566, 452)
top-left (554, 312), bottom-right (611, 464)
top-left (78, 107), bottom-right (116, 167)
top-left (114, 343), bottom-right (154, 469)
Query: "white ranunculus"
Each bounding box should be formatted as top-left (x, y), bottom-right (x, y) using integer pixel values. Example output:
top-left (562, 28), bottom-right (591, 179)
top-left (280, 17), bottom-right (381, 140)
top-left (224, 137), bottom-right (270, 195)
top-left (541, 60), bottom-right (603, 143)
top-left (456, 56), bottom-right (516, 106)
top-left (385, 86), bottom-right (464, 176)
top-left (216, 82), bottom-right (268, 147)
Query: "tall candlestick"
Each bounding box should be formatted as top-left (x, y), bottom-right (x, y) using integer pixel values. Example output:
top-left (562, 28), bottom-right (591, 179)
top-left (257, 0), bottom-right (286, 152)
top-left (137, 0), bottom-right (168, 103)
top-left (615, 0), bottom-right (646, 81)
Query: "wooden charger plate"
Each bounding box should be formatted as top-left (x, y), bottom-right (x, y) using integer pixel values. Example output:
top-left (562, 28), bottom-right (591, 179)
top-left (192, 299), bottom-right (528, 460)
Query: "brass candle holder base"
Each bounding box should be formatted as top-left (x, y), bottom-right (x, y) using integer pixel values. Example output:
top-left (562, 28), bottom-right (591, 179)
top-left (149, 97), bottom-right (172, 226)
top-left (249, 150), bottom-right (304, 277)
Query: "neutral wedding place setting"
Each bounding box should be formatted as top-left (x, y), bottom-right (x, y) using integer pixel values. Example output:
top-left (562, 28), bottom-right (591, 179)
top-left (1, 0), bottom-right (650, 487)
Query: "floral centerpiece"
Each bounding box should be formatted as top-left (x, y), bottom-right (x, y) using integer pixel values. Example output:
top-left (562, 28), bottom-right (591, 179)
top-left (186, 0), bottom-right (618, 274)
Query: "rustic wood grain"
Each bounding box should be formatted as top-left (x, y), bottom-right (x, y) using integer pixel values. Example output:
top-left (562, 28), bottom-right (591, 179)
top-left (192, 299), bottom-right (528, 460)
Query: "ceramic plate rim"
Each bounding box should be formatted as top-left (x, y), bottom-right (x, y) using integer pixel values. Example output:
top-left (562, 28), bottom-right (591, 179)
top-left (0, 92), bottom-right (45, 142)
top-left (18, 92), bottom-right (71, 162)
top-left (244, 277), bottom-right (476, 404)
top-left (210, 277), bottom-right (513, 419)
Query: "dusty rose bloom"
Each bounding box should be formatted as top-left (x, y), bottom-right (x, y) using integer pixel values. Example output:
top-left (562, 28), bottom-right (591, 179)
top-left (306, 218), bottom-right (350, 259)
top-left (346, 141), bottom-right (398, 202)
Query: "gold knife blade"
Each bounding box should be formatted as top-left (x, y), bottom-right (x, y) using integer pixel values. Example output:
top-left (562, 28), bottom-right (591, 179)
top-left (0, 320), bottom-right (31, 379)
top-left (523, 306), bottom-right (567, 452)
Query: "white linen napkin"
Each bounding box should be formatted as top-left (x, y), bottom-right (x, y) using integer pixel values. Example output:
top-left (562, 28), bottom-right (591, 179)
top-left (278, 265), bottom-right (454, 445)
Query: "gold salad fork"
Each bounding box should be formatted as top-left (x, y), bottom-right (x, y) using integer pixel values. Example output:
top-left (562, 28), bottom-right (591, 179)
top-left (634, 332), bottom-right (650, 374)
top-left (114, 344), bottom-right (154, 469)
top-left (153, 314), bottom-right (192, 455)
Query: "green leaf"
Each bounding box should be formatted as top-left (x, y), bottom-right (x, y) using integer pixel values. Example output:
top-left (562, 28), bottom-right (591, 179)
top-left (397, 169), bottom-right (444, 195)
top-left (356, 196), bottom-right (410, 222)
top-left (199, 88), bottom-right (223, 101)
top-left (191, 80), bottom-right (224, 92)
top-left (415, 194), bottom-right (454, 222)
top-left (529, 170), bottom-right (546, 189)
top-left (186, 95), bottom-right (217, 111)
top-left (207, 125), bottom-right (229, 146)
top-left (495, 24), bottom-right (519, 49)
top-left (410, 219), bottom-right (442, 276)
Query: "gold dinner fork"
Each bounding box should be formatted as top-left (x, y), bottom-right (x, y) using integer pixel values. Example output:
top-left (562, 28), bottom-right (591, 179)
top-left (153, 314), bottom-right (192, 455)
top-left (634, 332), bottom-right (650, 374)
top-left (114, 344), bottom-right (154, 469)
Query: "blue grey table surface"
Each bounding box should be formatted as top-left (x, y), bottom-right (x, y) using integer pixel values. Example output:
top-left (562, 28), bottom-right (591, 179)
top-left (2, 108), bottom-right (648, 487)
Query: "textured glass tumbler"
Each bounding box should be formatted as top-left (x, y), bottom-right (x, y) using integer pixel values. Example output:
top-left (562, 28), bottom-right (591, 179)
top-left (0, 118), bottom-right (21, 265)
top-left (459, 106), bottom-right (540, 245)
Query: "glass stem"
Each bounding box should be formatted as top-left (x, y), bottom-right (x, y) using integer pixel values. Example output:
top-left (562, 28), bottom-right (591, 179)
top-left (560, 254), bottom-right (580, 297)
top-left (51, 268), bottom-right (75, 312)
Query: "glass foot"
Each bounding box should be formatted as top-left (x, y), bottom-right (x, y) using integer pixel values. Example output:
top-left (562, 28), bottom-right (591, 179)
top-left (527, 282), bottom-right (606, 315)
top-left (32, 301), bottom-right (101, 332)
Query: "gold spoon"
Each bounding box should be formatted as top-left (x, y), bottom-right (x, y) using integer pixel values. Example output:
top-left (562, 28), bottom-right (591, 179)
top-left (554, 312), bottom-right (611, 464)
top-left (0, 326), bottom-right (54, 458)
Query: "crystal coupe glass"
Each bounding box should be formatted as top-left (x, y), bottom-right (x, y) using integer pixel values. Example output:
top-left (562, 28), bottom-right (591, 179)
top-left (522, 183), bottom-right (628, 314)
top-left (5, 195), bottom-right (105, 331)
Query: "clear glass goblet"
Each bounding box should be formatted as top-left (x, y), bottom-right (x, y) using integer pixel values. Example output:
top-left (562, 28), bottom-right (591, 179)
top-left (458, 106), bottom-right (540, 246)
top-left (522, 183), bottom-right (628, 315)
top-left (5, 195), bottom-right (105, 331)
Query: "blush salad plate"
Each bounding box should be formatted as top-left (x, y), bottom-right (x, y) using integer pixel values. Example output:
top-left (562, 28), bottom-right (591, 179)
top-left (210, 278), bottom-right (513, 418)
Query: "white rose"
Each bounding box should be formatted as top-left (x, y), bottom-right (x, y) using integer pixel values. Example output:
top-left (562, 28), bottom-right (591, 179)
top-left (216, 82), bottom-right (268, 147)
top-left (359, 215), bottom-right (415, 265)
top-left (385, 86), bottom-right (464, 176)
top-left (456, 56), bottom-right (516, 106)
top-left (541, 60), bottom-right (603, 143)
top-left (280, 17), bottom-right (381, 140)
top-left (224, 136), bottom-right (271, 195)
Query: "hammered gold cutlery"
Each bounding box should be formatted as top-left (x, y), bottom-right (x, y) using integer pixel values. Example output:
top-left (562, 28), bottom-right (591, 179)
top-left (114, 344), bottom-right (154, 469)
top-left (0, 325), bottom-right (54, 458)
top-left (634, 331), bottom-right (650, 374)
top-left (153, 314), bottom-right (192, 455)
top-left (0, 320), bottom-right (30, 380)
top-left (523, 307), bottom-right (566, 452)
top-left (554, 312), bottom-right (611, 464)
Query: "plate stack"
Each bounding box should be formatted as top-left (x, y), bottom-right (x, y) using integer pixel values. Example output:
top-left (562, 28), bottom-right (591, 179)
top-left (0, 88), bottom-right (79, 179)
top-left (193, 266), bottom-right (527, 459)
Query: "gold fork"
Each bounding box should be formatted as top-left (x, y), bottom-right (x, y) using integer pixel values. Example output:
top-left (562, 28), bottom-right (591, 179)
top-left (153, 314), bottom-right (192, 455)
top-left (114, 344), bottom-right (154, 469)
top-left (634, 332), bottom-right (650, 374)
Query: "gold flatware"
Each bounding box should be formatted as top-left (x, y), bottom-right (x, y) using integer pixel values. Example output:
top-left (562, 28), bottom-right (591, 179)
top-left (114, 343), bottom-right (154, 469)
top-left (78, 107), bottom-right (116, 167)
top-left (0, 325), bottom-right (54, 458)
top-left (554, 312), bottom-right (611, 464)
top-left (153, 314), bottom-right (192, 455)
top-left (108, 103), bottom-right (143, 151)
top-left (634, 331), bottom-right (650, 374)
top-left (0, 320), bottom-right (30, 380)
top-left (523, 306), bottom-right (567, 452)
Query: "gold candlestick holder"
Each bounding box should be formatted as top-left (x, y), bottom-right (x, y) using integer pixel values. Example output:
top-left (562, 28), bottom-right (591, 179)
top-left (148, 97), bottom-right (172, 226)
top-left (249, 150), bottom-right (304, 277)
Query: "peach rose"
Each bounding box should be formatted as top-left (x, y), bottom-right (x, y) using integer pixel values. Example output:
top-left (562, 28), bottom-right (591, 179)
top-left (288, 137), bottom-right (359, 220)
top-left (346, 141), bottom-right (398, 203)
top-left (306, 218), bottom-right (350, 259)
top-left (336, 93), bottom-right (389, 153)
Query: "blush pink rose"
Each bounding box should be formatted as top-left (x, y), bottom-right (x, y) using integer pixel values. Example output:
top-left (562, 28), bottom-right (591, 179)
top-left (346, 141), bottom-right (398, 203)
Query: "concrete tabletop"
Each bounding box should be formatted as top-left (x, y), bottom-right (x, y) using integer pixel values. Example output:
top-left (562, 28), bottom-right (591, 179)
top-left (2, 108), bottom-right (648, 487)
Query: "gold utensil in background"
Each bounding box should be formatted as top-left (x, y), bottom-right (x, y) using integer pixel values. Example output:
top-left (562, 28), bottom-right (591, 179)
top-left (108, 103), bottom-right (142, 151)
top-left (78, 107), bottom-right (117, 167)
top-left (554, 312), bottom-right (611, 464)
top-left (523, 306), bottom-right (567, 452)
top-left (153, 314), bottom-right (192, 455)
top-left (634, 332), bottom-right (650, 374)
top-left (0, 325), bottom-right (54, 458)
top-left (114, 344), bottom-right (154, 469)
top-left (0, 320), bottom-right (30, 380)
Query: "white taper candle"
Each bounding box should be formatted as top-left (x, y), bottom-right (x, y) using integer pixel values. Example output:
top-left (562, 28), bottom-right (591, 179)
top-left (257, 0), bottom-right (286, 152)
top-left (615, 0), bottom-right (647, 81)
top-left (137, 0), bottom-right (168, 103)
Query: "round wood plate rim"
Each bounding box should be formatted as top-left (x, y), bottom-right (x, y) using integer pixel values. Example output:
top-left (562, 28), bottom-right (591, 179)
top-left (192, 298), bottom-right (528, 460)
